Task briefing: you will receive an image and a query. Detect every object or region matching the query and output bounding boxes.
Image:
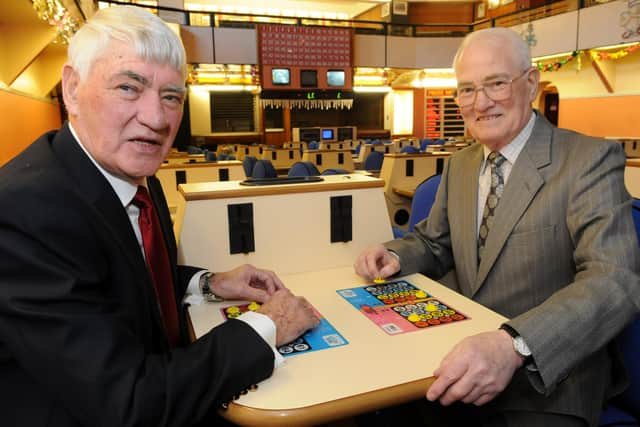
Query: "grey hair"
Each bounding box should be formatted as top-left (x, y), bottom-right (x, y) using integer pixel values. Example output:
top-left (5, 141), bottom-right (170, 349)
top-left (68, 5), bottom-right (186, 81)
top-left (452, 27), bottom-right (532, 72)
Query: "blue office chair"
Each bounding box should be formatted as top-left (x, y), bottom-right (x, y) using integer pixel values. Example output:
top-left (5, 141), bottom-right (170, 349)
top-left (288, 161), bottom-right (320, 177)
top-left (321, 168), bottom-right (349, 175)
top-left (420, 139), bottom-right (433, 151)
top-left (204, 150), bottom-right (217, 162)
top-left (363, 150), bottom-right (384, 171)
top-left (400, 145), bottom-right (420, 154)
top-left (242, 156), bottom-right (257, 177)
top-left (598, 198), bottom-right (640, 426)
top-left (434, 138), bottom-right (445, 145)
top-left (392, 174), bottom-right (441, 238)
top-left (251, 159), bottom-right (277, 178)
top-left (308, 141), bottom-right (319, 150)
top-left (186, 145), bottom-right (203, 154)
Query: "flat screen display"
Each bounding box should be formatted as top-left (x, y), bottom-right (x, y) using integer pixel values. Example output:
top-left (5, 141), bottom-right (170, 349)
top-left (271, 68), bottom-right (290, 85)
top-left (327, 69), bottom-right (345, 87)
top-left (300, 69), bottom-right (318, 87)
top-left (321, 128), bottom-right (334, 140)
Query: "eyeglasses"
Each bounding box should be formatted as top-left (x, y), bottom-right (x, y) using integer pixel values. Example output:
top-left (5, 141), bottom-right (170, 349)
top-left (454, 68), bottom-right (531, 107)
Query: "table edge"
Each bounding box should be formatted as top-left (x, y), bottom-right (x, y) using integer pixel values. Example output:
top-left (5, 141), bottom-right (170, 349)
top-left (219, 376), bottom-right (436, 427)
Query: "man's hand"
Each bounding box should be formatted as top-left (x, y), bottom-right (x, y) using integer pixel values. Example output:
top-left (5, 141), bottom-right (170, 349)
top-left (426, 329), bottom-right (524, 406)
top-left (353, 244), bottom-right (400, 281)
top-left (210, 264), bottom-right (284, 303)
top-left (258, 289), bottom-right (320, 345)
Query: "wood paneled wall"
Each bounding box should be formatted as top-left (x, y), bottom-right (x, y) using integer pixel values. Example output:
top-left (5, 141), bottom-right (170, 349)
top-left (408, 2), bottom-right (475, 25)
top-left (0, 90), bottom-right (61, 167)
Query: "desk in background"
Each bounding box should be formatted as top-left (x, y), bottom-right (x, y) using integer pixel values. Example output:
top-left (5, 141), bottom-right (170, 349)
top-left (626, 158), bottom-right (640, 198)
top-left (174, 174), bottom-right (392, 275)
top-left (300, 149), bottom-right (355, 173)
top-left (379, 153), bottom-right (450, 233)
top-left (156, 161), bottom-right (245, 214)
top-left (607, 136), bottom-right (640, 158)
top-left (189, 267), bottom-right (507, 426)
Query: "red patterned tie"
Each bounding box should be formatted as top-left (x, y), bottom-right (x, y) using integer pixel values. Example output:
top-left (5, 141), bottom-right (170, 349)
top-left (133, 186), bottom-right (180, 347)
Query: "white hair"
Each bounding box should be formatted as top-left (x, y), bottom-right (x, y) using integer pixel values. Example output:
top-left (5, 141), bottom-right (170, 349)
top-left (67, 5), bottom-right (186, 81)
top-left (452, 27), bottom-right (532, 72)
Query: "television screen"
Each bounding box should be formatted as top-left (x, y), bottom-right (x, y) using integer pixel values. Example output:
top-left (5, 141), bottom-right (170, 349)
top-left (321, 128), bottom-right (334, 141)
top-left (300, 69), bottom-right (318, 87)
top-left (327, 69), bottom-right (345, 87)
top-left (271, 68), bottom-right (290, 85)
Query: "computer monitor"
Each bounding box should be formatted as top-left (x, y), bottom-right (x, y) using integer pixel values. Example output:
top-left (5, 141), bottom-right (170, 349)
top-left (327, 69), bottom-right (345, 87)
top-left (271, 68), bottom-right (290, 85)
top-left (321, 128), bottom-right (335, 141)
top-left (300, 70), bottom-right (318, 87)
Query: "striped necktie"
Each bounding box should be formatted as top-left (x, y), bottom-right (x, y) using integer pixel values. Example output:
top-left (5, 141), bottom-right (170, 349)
top-left (478, 152), bottom-right (506, 262)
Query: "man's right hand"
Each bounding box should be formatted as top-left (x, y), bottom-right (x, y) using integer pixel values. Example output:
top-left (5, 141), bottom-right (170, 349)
top-left (353, 244), bottom-right (401, 281)
top-left (258, 289), bottom-right (320, 346)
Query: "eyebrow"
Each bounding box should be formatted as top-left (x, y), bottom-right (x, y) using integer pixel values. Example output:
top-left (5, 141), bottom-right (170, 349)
top-left (117, 70), bottom-right (186, 94)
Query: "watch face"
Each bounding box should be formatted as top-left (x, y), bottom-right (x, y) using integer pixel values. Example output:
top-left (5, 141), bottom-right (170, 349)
top-left (514, 336), bottom-right (532, 357)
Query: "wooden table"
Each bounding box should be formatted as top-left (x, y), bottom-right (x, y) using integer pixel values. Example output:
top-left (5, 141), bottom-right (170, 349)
top-left (188, 267), bottom-right (507, 426)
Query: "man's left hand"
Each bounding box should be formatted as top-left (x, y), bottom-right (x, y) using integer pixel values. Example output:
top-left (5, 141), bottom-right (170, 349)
top-left (426, 329), bottom-right (524, 406)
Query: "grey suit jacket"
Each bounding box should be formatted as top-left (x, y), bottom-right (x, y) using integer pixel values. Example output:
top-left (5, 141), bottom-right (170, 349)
top-left (386, 115), bottom-right (640, 425)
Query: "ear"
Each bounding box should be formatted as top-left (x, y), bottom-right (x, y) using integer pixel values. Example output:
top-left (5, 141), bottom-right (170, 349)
top-left (61, 64), bottom-right (80, 117)
top-left (527, 67), bottom-right (540, 101)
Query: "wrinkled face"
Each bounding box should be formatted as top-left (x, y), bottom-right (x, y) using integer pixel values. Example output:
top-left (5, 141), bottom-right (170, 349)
top-left (455, 40), bottom-right (538, 151)
top-left (63, 41), bottom-right (185, 183)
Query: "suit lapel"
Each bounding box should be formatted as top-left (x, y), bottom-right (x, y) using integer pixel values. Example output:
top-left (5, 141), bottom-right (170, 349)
top-left (454, 145), bottom-right (484, 293)
top-left (473, 116), bottom-right (553, 294)
top-left (51, 124), bottom-right (168, 346)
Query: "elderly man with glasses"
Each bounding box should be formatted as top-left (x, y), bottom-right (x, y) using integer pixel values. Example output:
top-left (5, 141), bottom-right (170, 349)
top-left (355, 27), bottom-right (639, 427)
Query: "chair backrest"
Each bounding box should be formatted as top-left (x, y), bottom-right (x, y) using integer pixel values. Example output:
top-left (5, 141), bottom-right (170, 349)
top-left (616, 317), bottom-right (640, 419)
top-left (408, 174), bottom-right (442, 232)
top-left (288, 161), bottom-right (320, 177)
top-left (186, 145), bottom-right (203, 154)
top-left (614, 197), bottom-right (640, 418)
top-left (308, 141), bottom-right (319, 150)
top-left (321, 168), bottom-right (349, 175)
top-left (242, 156), bottom-right (257, 177)
top-left (632, 198), bottom-right (640, 243)
top-left (251, 159), bottom-right (277, 178)
top-left (205, 150), bottom-right (217, 162)
top-left (420, 139), bottom-right (433, 151)
top-left (363, 150), bottom-right (384, 171)
top-left (400, 145), bottom-right (420, 154)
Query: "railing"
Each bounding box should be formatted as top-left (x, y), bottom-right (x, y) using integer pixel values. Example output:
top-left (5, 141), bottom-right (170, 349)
top-left (100, 0), bottom-right (591, 38)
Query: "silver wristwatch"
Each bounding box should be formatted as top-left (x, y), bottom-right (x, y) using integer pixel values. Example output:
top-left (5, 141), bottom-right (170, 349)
top-left (500, 324), bottom-right (532, 361)
top-left (200, 272), bottom-right (224, 302)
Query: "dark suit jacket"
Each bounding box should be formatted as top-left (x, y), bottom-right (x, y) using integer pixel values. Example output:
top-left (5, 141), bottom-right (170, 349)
top-left (0, 124), bottom-right (274, 426)
top-left (386, 115), bottom-right (640, 426)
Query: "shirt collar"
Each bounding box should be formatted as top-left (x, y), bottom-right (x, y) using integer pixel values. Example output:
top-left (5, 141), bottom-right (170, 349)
top-left (68, 123), bottom-right (138, 207)
top-left (481, 111), bottom-right (536, 169)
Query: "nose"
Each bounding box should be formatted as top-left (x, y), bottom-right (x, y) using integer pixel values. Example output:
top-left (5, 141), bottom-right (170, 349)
top-left (472, 86), bottom-right (494, 109)
top-left (137, 92), bottom-right (169, 131)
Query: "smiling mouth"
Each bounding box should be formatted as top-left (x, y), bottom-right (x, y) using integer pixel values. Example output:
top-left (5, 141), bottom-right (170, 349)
top-left (477, 114), bottom-right (502, 122)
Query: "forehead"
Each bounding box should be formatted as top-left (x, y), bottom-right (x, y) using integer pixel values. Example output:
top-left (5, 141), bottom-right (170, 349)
top-left (455, 40), bottom-right (519, 82)
top-left (91, 42), bottom-right (182, 80)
